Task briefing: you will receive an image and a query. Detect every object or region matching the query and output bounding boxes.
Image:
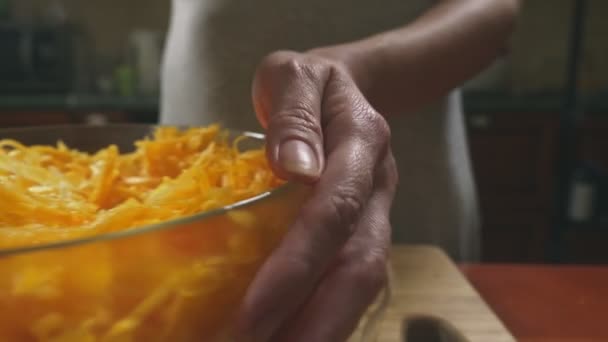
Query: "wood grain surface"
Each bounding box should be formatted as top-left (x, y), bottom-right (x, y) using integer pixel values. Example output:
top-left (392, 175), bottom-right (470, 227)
top-left (368, 245), bottom-right (515, 342)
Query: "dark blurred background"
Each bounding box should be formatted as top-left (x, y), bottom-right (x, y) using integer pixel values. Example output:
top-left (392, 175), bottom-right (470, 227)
top-left (0, 0), bottom-right (606, 264)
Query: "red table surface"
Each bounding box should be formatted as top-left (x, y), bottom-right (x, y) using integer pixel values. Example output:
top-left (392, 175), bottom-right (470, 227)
top-left (460, 264), bottom-right (608, 342)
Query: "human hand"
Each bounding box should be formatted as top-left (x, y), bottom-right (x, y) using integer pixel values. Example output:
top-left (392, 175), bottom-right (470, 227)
top-left (236, 50), bottom-right (398, 341)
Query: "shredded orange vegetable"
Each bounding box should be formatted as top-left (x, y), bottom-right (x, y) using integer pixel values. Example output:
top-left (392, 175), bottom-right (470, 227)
top-left (0, 125), bottom-right (283, 249)
top-left (0, 125), bottom-right (296, 341)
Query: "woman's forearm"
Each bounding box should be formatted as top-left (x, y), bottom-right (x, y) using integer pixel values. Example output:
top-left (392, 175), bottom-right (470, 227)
top-left (311, 0), bottom-right (520, 117)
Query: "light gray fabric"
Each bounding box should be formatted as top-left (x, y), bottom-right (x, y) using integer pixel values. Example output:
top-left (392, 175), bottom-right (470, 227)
top-left (160, 0), bottom-right (480, 261)
top-left (387, 90), bottom-right (480, 261)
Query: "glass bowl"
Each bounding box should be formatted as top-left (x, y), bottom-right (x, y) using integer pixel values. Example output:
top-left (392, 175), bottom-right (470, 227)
top-left (0, 124), bottom-right (390, 342)
top-left (0, 124), bottom-right (308, 341)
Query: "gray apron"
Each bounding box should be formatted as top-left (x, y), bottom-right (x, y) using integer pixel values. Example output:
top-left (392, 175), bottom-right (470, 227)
top-left (160, 0), bottom-right (480, 261)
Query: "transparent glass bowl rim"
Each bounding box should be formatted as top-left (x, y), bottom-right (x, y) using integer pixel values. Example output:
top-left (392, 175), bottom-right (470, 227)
top-left (0, 124), bottom-right (292, 257)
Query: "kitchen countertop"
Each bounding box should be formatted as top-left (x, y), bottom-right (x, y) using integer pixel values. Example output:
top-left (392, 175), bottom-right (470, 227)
top-left (460, 264), bottom-right (608, 342)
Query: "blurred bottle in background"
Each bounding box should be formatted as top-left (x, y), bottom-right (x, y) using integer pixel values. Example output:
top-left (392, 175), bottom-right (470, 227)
top-left (568, 162), bottom-right (601, 224)
top-left (128, 29), bottom-right (162, 96)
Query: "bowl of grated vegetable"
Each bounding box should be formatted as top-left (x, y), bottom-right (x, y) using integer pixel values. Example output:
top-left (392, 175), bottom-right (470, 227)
top-left (0, 124), bottom-right (310, 341)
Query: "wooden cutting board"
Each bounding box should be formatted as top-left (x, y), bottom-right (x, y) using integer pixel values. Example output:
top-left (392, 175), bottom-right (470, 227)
top-left (368, 245), bottom-right (515, 342)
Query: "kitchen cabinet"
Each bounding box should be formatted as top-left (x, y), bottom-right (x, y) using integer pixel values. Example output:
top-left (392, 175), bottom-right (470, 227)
top-left (466, 112), bottom-right (558, 262)
top-left (579, 116), bottom-right (608, 172)
top-left (562, 115), bottom-right (608, 263)
top-left (0, 95), bottom-right (159, 127)
top-left (467, 111), bottom-right (608, 263)
top-left (562, 229), bottom-right (608, 264)
top-left (0, 111), bottom-right (154, 128)
top-left (0, 112), bottom-right (72, 127)
top-left (480, 209), bottom-right (547, 262)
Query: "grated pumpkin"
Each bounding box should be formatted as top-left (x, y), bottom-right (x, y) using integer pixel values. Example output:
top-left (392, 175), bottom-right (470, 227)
top-left (0, 125), bottom-right (296, 341)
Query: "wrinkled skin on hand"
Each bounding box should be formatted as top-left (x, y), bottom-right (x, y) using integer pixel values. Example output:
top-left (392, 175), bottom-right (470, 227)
top-left (236, 50), bottom-right (399, 342)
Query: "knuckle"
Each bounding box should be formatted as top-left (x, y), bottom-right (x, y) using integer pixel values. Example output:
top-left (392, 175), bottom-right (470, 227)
top-left (257, 50), bottom-right (322, 86)
top-left (259, 50), bottom-right (297, 70)
top-left (299, 204), bottom-right (346, 254)
top-left (256, 51), bottom-right (288, 81)
top-left (375, 158), bottom-right (398, 199)
top-left (384, 153), bottom-right (399, 189)
top-left (322, 90), bottom-right (351, 122)
top-left (269, 106), bottom-right (322, 139)
top-left (373, 114), bottom-right (392, 142)
top-left (367, 213), bottom-right (392, 245)
top-left (282, 57), bottom-right (308, 78)
top-left (262, 51), bottom-right (321, 82)
top-left (348, 99), bottom-right (389, 138)
top-left (346, 255), bottom-right (388, 295)
top-left (327, 186), bottom-right (366, 235)
top-left (353, 109), bottom-right (391, 156)
top-left (363, 111), bottom-right (390, 142)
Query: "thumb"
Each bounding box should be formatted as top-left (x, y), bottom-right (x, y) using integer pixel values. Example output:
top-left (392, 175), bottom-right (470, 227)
top-left (252, 51), bottom-right (329, 183)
